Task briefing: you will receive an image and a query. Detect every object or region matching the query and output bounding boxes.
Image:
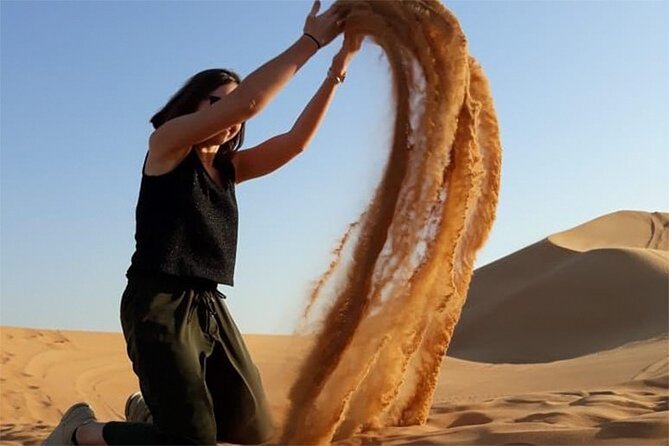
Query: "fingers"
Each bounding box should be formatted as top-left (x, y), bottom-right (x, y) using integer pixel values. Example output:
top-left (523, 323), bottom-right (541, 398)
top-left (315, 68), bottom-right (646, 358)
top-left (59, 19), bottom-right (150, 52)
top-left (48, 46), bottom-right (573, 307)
top-left (308, 2), bottom-right (349, 47)
top-left (322, 6), bottom-right (346, 33)
top-left (322, 6), bottom-right (337, 20)
top-left (309, 0), bottom-right (320, 17)
top-left (336, 7), bottom-right (350, 20)
top-left (323, 4), bottom-right (348, 20)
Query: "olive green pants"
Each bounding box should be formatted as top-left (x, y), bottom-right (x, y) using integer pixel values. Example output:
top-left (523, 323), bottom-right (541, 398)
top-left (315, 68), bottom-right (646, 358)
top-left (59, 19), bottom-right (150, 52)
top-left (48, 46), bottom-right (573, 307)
top-left (102, 272), bottom-right (274, 445)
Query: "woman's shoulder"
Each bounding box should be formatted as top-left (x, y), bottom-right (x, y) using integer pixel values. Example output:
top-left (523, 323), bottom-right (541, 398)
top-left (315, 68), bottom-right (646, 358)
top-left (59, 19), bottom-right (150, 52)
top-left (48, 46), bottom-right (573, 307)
top-left (142, 147), bottom-right (195, 178)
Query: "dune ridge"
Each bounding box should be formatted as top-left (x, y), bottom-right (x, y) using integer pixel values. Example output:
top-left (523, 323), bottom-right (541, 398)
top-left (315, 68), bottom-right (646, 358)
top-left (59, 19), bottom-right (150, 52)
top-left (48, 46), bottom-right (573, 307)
top-left (449, 210), bottom-right (669, 363)
top-left (549, 210), bottom-right (669, 252)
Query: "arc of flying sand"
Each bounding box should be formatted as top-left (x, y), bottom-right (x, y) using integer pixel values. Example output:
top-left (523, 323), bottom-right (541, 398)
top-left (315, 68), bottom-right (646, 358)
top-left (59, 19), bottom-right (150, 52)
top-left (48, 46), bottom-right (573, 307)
top-left (389, 83), bottom-right (482, 426)
top-left (361, 0), bottom-right (453, 312)
top-left (279, 11), bottom-right (414, 443)
top-left (339, 73), bottom-right (481, 435)
top-left (327, 1), bottom-right (476, 437)
top-left (278, 1), bottom-right (502, 444)
top-left (390, 57), bottom-right (502, 426)
top-left (353, 2), bottom-right (500, 428)
top-left (297, 219), bottom-right (361, 333)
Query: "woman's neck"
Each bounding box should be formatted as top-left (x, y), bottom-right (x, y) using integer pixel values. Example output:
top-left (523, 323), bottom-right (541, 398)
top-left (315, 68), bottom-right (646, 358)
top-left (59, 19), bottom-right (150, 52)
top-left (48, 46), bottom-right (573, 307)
top-left (194, 145), bottom-right (218, 167)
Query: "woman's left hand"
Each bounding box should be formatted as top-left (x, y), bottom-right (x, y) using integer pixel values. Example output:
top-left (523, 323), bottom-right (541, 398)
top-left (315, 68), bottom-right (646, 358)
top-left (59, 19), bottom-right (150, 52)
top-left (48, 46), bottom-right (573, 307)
top-left (330, 31), bottom-right (363, 76)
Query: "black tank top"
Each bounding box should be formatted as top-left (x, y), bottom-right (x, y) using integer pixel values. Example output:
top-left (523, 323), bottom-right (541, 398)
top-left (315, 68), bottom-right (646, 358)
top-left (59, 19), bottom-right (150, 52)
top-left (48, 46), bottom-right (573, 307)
top-left (126, 148), bottom-right (238, 285)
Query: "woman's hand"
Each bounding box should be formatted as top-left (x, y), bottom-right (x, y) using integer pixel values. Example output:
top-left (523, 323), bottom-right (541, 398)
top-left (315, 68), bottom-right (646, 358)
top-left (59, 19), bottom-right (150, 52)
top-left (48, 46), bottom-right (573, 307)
top-left (303, 0), bottom-right (347, 49)
top-left (330, 31), bottom-right (363, 76)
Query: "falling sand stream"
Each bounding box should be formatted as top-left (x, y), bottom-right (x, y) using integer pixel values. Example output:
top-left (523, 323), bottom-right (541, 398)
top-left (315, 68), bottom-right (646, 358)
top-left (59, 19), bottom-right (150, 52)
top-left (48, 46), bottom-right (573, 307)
top-left (280, 1), bottom-right (502, 443)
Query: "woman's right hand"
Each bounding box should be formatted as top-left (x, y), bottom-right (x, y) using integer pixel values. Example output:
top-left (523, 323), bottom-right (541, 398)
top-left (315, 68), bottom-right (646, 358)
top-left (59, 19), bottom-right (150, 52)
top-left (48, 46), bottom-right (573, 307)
top-left (303, 0), bottom-right (347, 49)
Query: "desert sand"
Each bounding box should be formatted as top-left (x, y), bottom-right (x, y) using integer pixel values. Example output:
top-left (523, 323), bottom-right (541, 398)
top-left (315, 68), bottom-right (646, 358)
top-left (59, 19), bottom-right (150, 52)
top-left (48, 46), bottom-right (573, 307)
top-left (1, 210), bottom-right (668, 445)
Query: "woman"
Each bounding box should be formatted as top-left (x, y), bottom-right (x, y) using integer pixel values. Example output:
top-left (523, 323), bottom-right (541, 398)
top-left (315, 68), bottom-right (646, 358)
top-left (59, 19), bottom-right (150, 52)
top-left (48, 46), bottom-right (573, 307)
top-left (42, 1), bottom-right (361, 445)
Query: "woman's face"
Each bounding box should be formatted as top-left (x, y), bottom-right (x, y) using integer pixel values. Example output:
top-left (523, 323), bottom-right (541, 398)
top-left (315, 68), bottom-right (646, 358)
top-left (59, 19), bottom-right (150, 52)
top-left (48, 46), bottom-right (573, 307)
top-left (196, 82), bottom-right (242, 146)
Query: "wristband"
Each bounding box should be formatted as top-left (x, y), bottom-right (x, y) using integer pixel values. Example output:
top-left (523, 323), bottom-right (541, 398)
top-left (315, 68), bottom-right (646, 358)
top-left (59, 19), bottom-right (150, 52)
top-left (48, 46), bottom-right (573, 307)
top-left (303, 32), bottom-right (321, 50)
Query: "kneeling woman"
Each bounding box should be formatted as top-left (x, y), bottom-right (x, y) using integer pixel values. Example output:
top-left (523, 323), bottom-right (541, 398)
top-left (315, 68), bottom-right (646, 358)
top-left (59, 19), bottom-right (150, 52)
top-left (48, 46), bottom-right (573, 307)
top-left (43, 2), bottom-right (361, 445)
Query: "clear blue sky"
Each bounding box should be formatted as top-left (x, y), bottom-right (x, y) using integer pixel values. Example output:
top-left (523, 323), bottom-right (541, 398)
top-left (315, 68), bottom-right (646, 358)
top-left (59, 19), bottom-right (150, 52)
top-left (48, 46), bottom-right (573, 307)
top-left (1, 0), bottom-right (667, 335)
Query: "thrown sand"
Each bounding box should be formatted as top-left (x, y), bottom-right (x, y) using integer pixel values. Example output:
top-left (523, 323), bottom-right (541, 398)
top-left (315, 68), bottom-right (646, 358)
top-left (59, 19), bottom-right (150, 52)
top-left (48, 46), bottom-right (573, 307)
top-left (283, 1), bottom-right (502, 442)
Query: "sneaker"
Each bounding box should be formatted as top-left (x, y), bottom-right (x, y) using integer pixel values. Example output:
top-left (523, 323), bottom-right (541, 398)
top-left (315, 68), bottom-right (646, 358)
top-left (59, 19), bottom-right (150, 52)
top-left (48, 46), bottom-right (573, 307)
top-left (42, 402), bottom-right (96, 445)
top-left (124, 391), bottom-right (153, 424)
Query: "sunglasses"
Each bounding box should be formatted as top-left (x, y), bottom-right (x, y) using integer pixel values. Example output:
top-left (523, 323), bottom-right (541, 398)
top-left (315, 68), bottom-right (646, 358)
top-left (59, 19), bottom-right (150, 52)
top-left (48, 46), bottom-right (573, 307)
top-left (208, 95), bottom-right (221, 105)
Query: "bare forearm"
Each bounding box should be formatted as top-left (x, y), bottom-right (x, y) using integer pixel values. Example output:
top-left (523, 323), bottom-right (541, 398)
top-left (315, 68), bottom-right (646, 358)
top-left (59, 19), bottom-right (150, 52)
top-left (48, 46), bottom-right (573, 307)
top-left (236, 35), bottom-right (319, 116)
top-left (288, 74), bottom-right (340, 150)
top-left (288, 37), bottom-right (354, 150)
top-left (230, 76), bottom-right (338, 183)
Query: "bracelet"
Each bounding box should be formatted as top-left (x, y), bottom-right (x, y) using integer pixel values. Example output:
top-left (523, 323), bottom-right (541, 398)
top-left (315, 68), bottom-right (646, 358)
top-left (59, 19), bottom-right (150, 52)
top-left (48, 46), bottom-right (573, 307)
top-left (327, 67), bottom-right (346, 84)
top-left (303, 32), bottom-right (321, 50)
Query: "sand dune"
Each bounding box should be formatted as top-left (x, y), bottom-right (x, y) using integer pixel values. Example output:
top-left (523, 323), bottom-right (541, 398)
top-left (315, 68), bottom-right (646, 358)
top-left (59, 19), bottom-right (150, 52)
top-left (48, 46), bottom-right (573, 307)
top-left (1, 210), bottom-right (668, 445)
top-left (449, 210), bottom-right (669, 363)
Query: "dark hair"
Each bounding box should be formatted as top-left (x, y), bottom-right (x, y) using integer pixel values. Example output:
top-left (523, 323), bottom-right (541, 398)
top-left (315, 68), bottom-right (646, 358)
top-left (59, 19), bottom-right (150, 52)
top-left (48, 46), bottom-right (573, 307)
top-left (150, 68), bottom-right (246, 163)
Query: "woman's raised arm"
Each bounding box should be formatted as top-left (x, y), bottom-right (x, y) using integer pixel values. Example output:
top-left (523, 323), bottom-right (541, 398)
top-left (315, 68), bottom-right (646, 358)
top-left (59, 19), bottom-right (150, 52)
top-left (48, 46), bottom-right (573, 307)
top-left (150, 0), bottom-right (347, 157)
top-left (231, 31), bottom-right (363, 184)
